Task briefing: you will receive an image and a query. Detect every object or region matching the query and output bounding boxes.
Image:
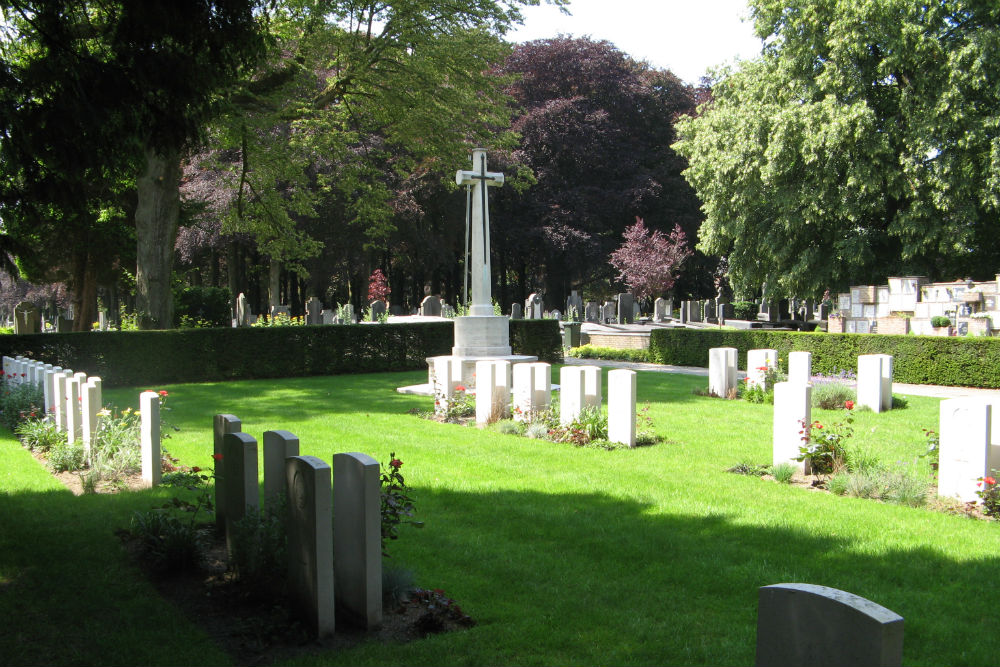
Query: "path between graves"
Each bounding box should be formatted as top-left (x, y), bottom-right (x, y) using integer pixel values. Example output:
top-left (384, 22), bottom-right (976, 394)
top-left (560, 357), bottom-right (1000, 399)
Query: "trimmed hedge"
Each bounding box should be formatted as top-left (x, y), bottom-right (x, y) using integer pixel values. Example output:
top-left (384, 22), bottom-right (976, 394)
top-left (649, 328), bottom-right (1000, 388)
top-left (568, 345), bottom-right (653, 363)
top-left (0, 319), bottom-right (562, 388)
top-left (509, 319), bottom-right (562, 363)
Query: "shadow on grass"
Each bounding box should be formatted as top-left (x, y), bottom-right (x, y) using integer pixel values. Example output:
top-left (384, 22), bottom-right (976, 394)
top-left (2, 472), bottom-right (995, 666)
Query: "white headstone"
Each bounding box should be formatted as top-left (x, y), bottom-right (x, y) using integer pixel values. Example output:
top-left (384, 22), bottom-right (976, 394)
top-left (559, 366), bottom-right (586, 425)
top-left (512, 363), bottom-right (535, 422)
top-left (531, 362), bottom-right (551, 414)
top-left (140, 391), bottom-right (161, 488)
top-left (788, 351), bottom-right (813, 386)
top-left (65, 375), bottom-right (83, 444)
top-left (433, 356), bottom-right (458, 415)
top-left (857, 354), bottom-right (893, 413)
top-left (709, 347), bottom-right (738, 398)
top-left (608, 369), bottom-right (636, 448)
top-left (333, 452), bottom-right (383, 629)
top-left (286, 455), bottom-right (335, 637)
top-left (747, 349), bottom-right (778, 390)
top-left (580, 365), bottom-right (602, 409)
top-left (475, 360), bottom-right (505, 424)
top-left (52, 370), bottom-right (70, 432)
top-left (263, 430), bottom-right (300, 503)
top-left (938, 398), bottom-right (991, 503)
top-left (81, 377), bottom-right (102, 456)
top-left (773, 381), bottom-right (812, 470)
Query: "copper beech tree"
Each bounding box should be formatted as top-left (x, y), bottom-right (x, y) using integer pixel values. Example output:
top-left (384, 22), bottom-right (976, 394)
top-left (608, 217), bottom-right (692, 303)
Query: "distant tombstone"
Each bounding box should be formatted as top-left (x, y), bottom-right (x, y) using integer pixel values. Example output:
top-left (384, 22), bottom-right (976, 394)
top-left (608, 369), bottom-right (636, 448)
top-left (654, 298), bottom-right (668, 322)
top-left (788, 351), bottom-right (812, 385)
top-left (756, 583), bottom-right (903, 667)
top-left (305, 297), bottom-right (323, 326)
top-left (602, 301), bottom-right (616, 324)
top-left (718, 303), bottom-right (734, 323)
top-left (13, 301), bottom-right (40, 334)
top-left (857, 354), bottom-right (893, 413)
top-left (632, 302), bottom-right (640, 320)
top-left (585, 301), bottom-right (600, 323)
top-left (286, 455), bottom-right (335, 637)
top-left (526, 293), bottom-right (543, 319)
top-left (370, 300), bottom-right (387, 320)
top-left (510, 303), bottom-right (523, 320)
top-left (98, 310), bottom-right (108, 331)
top-left (958, 321), bottom-right (969, 336)
top-left (222, 431), bottom-right (260, 553)
top-left (549, 308), bottom-right (561, 321)
top-left (773, 382), bottom-right (811, 469)
top-left (666, 298), bottom-right (674, 318)
top-left (333, 452), bottom-right (383, 629)
top-left (213, 414), bottom-right (242, 531)
top-left (236, 293), bottom-right (250, 327)
top-left (709, 347), bottom-right (738, 398)
top-left (420, 295), bottom-right (442, 317)
top-left (270, 305), bottom-right (291, 320)
top-left (617, 293), bottom-right (634, 324)
top-left (389, 304), bottom-right (403, 316)
top-left (818, 302), bottom-right (831, 320)
top-left (566, 290), bottom-right (584, 321)
top-left (263, 430), bottom-right (300, 503)
top-left (140, 391), bottom-right (161, 487)
top-left (56, 316), bottom-right (73, 332)
top-left (321, 310), bottom-right (336, 325)
top-left (679, 302), bottom-right (688, 324)
top-left (342, 303), bottom-right (356, 323)
top-left (559, 366), bottom-right (586, 425)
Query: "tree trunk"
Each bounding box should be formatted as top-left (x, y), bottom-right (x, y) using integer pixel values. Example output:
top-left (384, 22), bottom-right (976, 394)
top-left (268, 258), bottom-right (281, 309)
top-left (135, 147), bottom-right (181, 329)
top-left (69, 249), bottom-right (97, 332)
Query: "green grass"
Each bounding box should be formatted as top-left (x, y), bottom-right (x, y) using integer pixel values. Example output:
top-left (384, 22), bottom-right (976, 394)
top-left (2, 368), bottom-right (998, 665)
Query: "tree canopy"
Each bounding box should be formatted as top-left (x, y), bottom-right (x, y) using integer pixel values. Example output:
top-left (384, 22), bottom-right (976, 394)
top-left (674, 0), bottom-right (1000, 299)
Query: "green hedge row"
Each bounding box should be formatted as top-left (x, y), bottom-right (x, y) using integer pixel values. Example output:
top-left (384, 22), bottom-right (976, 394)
top-left (0, 319), bottom-right (561, 388)
top-left (649, 328), bottom-right (1000, 388)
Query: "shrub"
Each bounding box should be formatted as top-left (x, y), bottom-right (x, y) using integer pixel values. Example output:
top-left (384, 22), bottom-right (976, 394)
top-left (15, 417), bottom-right (64, 453)
top-left (771, 462), bottom-right (796, 484)
top-left (811, 383), bottom-right (856, 410)
top-left (568, 345), bottom-right (652, 363)
top-left (525, 422), bottom-right (550, 439)
top-left (931, 315), bottom-right (951, 328)
top-left (229, 500), bottom-right (287, 592)
top-left (494, 420), bottom-right (524, 435)
top-left (731, 301), bottom-right (756, 320)
top-left (509, 319), bottom-right (562, 362)
top-left (47, 439), bottom-right (86, 473)
top-left (127, 509), bottom-right (205, 573)
top-left (0, 380), bottom-right (44, 430)
top-left (174, 286), bottom-right (232, 328)
top-left (380, 454), bottom-right (422, 556)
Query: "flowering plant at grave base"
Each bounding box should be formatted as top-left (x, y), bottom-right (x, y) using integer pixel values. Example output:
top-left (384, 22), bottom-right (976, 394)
top-left (919, 428), bottom-right (940, 471)
top-left (380, 452), bottom-right (423, 557)
top-left (434, 383), bottom-right (475, 422)
top-left (796, 408), bottom-right (855, 475)
top-left (741, 364), bottom-right (782, 404)
top-left (976, 474), bottom-right (1000, 517)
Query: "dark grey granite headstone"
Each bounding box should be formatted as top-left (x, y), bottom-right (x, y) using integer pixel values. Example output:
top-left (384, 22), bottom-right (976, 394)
top-left (286, 455), bottom-right (335, 637)
top-left (602, 300), bottom-right (616, 323)
top-left (305, 297), bottom-right (323, 325)
top-left (585, 301), bottom-right (600, 323)
top-left (333, 452), bottom-right (382, 629)
top-left (13, 301), bottom-right (40, 334)
top-left (756, 583), bottom-right (903, 667)
top-left (370, 300), bottom-right (387, 320)
top-left (510, 303), bottom-right (523, 320)
top-left (213, 414), bottom-right (242, 531)
top-left (420, 295), bottom-right (441, 317)
top-left (617, 293), bottom-right (634, 324)
top-left (263, 430), bottom-right (300, 504)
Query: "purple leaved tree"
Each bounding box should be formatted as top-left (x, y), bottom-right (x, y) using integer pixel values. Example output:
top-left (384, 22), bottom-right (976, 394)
top-left (609, 217), bottom-right (692, 300)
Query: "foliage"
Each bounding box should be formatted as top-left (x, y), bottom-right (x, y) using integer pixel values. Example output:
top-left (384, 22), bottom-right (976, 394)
top-left (228, 499), bottom-right (287, 591)
top-left (0, 378), bottom-right (44, 431)
top-left (811, 382), bottom-right (857, 410)
top-left (797, 406), bottom-right (855, 475)
top-left (829, 467), bottom-right (929, 507)
top-left (771, 462), bottom-right (796, 484)
top-left (976, 474), bottom-right (1000, 518)
top-left (567, 345), bottom-right (652, 364)
top-left (14, 417), bottom-right (64, 453)
top-left (46, 439), bottom-right (86, 473)
top-left (920, 428), bottom-right (940, 471)
top-left (608, 217), bottom-right (692, 300)
top-left (251, 312), bottom-right (304, 327)
top-left (89, 406), bottom-right (142, 482)
top-left (366, 269), bottom-right (390, 303)
top-left (509, 319), bottom-right (563, 363)
top-left (931, 316), bottom-right (952, 328)
top-left (647, 328), bottom-right (1000, 389)
top-left (727, 460), bottom-right (769, 476)
top-left (174, 286), bottom-right (232, 328)
top-left (731, 301), bottom-right (756, 320)
top-left (740, 363), bottom-right (782, 404)
top-left (435, 385), bottom-right (475, 423)
top-left (380, 453), bottom-right (422, 557)
top-left (410, 588), bottom-right (476, 636)
top-left (674, 0), bottom-right (1000, 296)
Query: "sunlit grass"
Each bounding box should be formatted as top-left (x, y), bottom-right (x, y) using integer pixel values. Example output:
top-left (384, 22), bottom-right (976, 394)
top-left (1, 368), bottom-right (996, 666)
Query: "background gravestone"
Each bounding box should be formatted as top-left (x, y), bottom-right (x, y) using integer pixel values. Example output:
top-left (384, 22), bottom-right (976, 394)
top-left (370, 300), bottom-right (387, 320)
top-left (602, 301), bottom-right (616, 323)
top-left (270, 305), bottom-right (291, 320)
top-left (510, 303), bottom-right (523, 320)
top-left (286, 455), bottom-right (335, 637)
top-left (566, 291), bottom-right (584, 320)
top-left (585, 301), bottom-right (600, 323)
top-left (756, 583), bottom-right (904, 667)
top-left (616, 293), bottom-right (634, 324)
top-left (13, 301), bottom-right (40, 334)
top-left (525, 293), bottom-right (543, 319)
top-left (420, 295), bottom-right (441, 317)
top-left (305, 297), bottom-right (323, 326)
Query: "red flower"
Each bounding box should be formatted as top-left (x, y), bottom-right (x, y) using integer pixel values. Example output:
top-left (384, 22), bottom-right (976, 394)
top-left (191, 466), bottom-right (201, 473)
top-left (844, 400), bottom-right (855, 410)
top-left (986, 477), bottom-right (996, 486)
top-left (455, 385), bottom-right (466, 392)
top-left (212, 453), bottom-right (223, 461)
top-left (390, 459), bottom-right (402, 469)
top-left (158, 390), bottom-right (168, 397)
top-left (20, 373), bottom-right (25, 377)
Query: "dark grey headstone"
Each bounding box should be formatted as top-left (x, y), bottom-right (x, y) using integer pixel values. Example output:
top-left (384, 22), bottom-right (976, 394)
top-left (585, 301), bottom-right (600, 323)
top-left (333, 452), bottom-right (382, 629)
top-left (617, 293), bottom-right (634, 324)
top-left (305, 297), bottom-right (323, 326)
top-left (286, 455), bottom-right (335, 637)
top-left (510, 303), bottom-right (523, 320)
top-left (756, 583), bottom-right (903, 667)
top-left (370, 300), bottom-right (387, 319)
top-left (56, 316), bottom-right (73, 333)
top-left (602, 301), bottom-right (616, 323)
top-left (213, 414), bottom-right (242, 531)
top-left (222, 431), bottom-right (259, 555)
top-left (13, 301), bottom-right (40, 334)
top-left (270, 305), bottom-right (291, 320)
top-left (420, 295), bottom-right (441, 317)
top-left (263, 430), bottom-right (300, 504)
top-left (526, 293), bottom-right (542, 319)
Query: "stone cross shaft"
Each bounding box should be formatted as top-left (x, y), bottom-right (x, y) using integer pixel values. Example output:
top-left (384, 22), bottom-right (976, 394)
top-left (456, 148), bottom-right (504, 317)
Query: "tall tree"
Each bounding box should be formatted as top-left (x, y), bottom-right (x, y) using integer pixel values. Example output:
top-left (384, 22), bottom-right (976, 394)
top-left (674, 0), bottom-right (1000, 299)
top-left (609, 217), bottom-right (692, 302)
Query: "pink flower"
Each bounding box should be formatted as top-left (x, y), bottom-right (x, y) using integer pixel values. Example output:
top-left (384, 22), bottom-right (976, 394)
top-left (158, 390), bottom-right (168, 397)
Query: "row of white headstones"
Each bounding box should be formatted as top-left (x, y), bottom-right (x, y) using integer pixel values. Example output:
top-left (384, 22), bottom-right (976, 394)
top-left (711, 347), bottom-right (996, 503)
top-left (1, 355), bottom-right (162, 487)
top-left (432, 358), bottom-right (639, 446)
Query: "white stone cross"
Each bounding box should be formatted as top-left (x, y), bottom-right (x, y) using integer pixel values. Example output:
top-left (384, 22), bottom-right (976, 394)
top-left (456, 148), bottom-right (504, 317)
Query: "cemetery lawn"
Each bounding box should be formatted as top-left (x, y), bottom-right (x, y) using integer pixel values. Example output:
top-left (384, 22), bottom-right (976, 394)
top-left (3, 368), bottom-right (999, 666)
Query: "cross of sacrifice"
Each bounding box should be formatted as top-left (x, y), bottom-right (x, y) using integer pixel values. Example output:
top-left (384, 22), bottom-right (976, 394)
top-left (455, 148), bottom-right (504, 317)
